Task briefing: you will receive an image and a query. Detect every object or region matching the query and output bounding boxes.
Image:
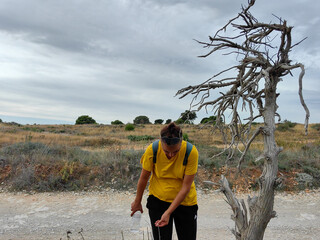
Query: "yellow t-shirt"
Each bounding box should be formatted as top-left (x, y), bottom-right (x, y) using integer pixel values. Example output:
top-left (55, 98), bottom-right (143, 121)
top-left (140, 140), bottom-right (198, 206)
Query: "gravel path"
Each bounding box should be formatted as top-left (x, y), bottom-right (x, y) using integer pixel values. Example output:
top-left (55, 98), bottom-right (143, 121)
top-left (0, 190), bottom-right (319, 240)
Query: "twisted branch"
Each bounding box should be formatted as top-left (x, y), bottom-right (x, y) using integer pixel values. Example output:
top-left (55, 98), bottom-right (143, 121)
top-left (179, 0), bottom-right (309, 238)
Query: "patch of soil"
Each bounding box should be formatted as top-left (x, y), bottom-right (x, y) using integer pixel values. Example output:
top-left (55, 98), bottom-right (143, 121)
top-left (197, 167), bottom-right (303, 192)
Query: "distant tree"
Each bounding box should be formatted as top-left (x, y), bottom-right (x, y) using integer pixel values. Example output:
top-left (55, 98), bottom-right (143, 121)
top-left (111, 120), bottom-right (124, 125)
top-left (200, 116), bottom-right (217, 124)
top-left (154, 119), bottom-right (164, 124)
top-left (75, 115), bottom-right (96, 125)
top-left (180, 110), bottom-right (197, 123)
top-left (0, 118), bottom-right (2, 123)
top-left (133, 115), bottom-right (151, 124)
top-left (200, 116), bottom-right (223, 125)
top-left (165, 119), bottom-right (172, 124)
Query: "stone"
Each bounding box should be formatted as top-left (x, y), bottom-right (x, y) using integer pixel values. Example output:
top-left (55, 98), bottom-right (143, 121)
top-left (295, 173), bottom-right (314, 187)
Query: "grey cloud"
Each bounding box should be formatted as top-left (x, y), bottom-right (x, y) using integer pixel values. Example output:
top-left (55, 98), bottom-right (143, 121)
top-left (0, 0), bottom-right (319, 124)
top-left (0, 0), bottom-right (213, 69)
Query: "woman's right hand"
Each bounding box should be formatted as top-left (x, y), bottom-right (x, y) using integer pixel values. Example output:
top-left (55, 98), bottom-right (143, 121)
top-left (130, 200), bottom-right (143, 216)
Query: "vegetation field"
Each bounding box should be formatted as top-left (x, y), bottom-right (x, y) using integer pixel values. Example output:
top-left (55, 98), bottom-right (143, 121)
top-left (0, 122), bottom-right (319, 192)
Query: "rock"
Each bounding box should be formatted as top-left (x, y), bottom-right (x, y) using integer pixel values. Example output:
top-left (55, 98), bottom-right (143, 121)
top-left (295, 173), bottom-right (314, 187)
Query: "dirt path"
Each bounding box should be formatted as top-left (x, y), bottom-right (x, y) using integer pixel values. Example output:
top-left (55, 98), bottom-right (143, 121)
top-left (0, 190), bottom-right (319, 240)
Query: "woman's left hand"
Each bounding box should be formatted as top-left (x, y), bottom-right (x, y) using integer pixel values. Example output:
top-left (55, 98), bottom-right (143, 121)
top-left (155, 211), bottom-right (170, 227)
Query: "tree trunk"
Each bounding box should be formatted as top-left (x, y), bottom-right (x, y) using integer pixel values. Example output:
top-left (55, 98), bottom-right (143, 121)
top-left (175, 2), bottom-right (309, 238)
top-left (242, 77), bottom-right (280, 240)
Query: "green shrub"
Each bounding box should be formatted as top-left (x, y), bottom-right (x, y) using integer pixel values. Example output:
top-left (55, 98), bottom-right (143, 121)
top-left (165, 119), bottom-right (172, 124)
top-left (81, 137), bottom-right (119, 147)
top-left (154, 119), bottom-right (164, 124)
top-left (277, 144), bottom-right (320, 174)
top-left (111, 120), bottom-right (124, 125)
top-left (200, 116), bottom-right (217, 124)
top-left (6, 122), bottom-right (21, 126)
top-left (197, 145), bottom-right (226, 170)
top-left (277, 120), bottom-right (296, 131)
top-left (175, 118), bottom-right (185, 124)
top-left (311, 123), bottom-right (320, 131)
top-left (128, 135), bottom-right (155, 141)
top-left (125, 123), bottom-right (135, 131)
top-left (22, 127), bottom-right (45, 132)
top-left (251, 122), bottom-right (260, 125)
top-left (183, 133), bottom-right (189, 141)
top-left (198, 157), bottom-right (218, 169)
top-left (75, 115), bottom-right (96, 125)
top-left (133, 115), bottom-right (150, 124)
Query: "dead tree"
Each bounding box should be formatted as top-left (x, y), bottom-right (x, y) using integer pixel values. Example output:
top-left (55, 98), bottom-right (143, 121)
top-left (176, 0), bottom-right (309, 239)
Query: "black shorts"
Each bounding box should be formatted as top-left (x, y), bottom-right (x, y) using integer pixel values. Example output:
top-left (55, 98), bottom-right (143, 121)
top-left (146, 195), bottom-right (198, 240)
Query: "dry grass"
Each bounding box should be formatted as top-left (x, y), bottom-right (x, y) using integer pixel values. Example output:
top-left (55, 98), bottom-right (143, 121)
top-left (0, 122), bottom-right (319, 159)
top-left (2, 122), bottom-right (318, 150)
top-left (0, 122), bottom-right (319, 192)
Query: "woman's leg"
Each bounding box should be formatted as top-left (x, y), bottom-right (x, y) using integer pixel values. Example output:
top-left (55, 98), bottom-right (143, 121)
top-left (172, 204), bottom-right (198, 240)
top-left (146, 195), bottom-right (174, 240)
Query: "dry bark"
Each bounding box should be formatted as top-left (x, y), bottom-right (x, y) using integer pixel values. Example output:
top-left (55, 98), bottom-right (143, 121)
top-left (176, 0), bottom-right (309, 239)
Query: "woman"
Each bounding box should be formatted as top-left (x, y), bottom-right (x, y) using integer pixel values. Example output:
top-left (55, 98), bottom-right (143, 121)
top-left (131, 122), bottom-right (198, 240)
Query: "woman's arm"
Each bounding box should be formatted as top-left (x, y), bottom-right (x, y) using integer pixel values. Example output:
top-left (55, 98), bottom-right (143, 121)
top-left (155, 174), bottom-right (195, 227)
top-left (130, 168), bottom-right (151, 216)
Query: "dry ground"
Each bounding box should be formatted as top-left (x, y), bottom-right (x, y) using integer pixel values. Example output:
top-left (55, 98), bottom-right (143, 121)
top-left (0, 190), bottom-right (319, 240)
top-left (1, 123), bottom-right (319, 151)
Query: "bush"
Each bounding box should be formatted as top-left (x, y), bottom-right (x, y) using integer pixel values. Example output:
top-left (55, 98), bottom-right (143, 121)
top-left (175, 118), bottom-right (185, 124)
top-left (154, 119), bottom-right (164, 124)
top-left (22, 127), bottom-right (45, 133)
top-left (75, 115), bottom-right (96, 125)
top-left (200, 116), bottom-right (217, 124)
top-left (6, 122), bottom-right (21, 126)
top-left (183, 133), bottom-right (190, 141)
top-left (128, 135), bottom-right (155, 141)
top-left (81, 137), bottom-right (119, 147)
top-left (197, 145), bottom-right (225, 170)
top-left (0, 142), bottom-right (144, 191)
top-left (133, 115), bottom-right (151, 124)
top-left (125, 123), bottom-right (135, 131)
top-left (311, 123), bottom-right (320, 131)
top-left (165, 119), bottom-right (172, 124)
top-left (111, 120), bottom-right (124, 125)
top-left (277, 120), bottom-right (296, 132)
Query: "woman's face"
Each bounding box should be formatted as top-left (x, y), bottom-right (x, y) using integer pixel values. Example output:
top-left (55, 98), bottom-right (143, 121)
top-left (161, 141), bottom-right (182, 159)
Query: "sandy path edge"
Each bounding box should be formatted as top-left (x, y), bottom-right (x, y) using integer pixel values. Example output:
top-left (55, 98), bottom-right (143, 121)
top-left (0, 190), bottom-right (319, 240)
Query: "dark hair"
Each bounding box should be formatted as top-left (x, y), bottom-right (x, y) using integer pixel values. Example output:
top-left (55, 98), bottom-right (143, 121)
top-left (161, 122), bottom-right (182, 138)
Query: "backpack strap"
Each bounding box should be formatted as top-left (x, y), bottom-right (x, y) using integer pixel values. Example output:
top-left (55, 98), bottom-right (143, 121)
top-left (152, 140), bottom-right (160, 164)
top-left (183, 141), bottom-right (193, 166)
top-left (152, 140), bottom-right (193, 165)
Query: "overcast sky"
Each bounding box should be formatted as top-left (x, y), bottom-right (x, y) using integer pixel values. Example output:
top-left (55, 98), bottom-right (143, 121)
top-left (0, 0), bottom-right (319, 125)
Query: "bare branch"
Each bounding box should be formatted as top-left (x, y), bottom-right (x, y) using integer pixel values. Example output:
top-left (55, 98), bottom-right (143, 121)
top-left (177, 1), bottom-right (309, 238)
top-left (297, 64), bottom-right (310, 135)
top-left (279, 63), bottom-right (310, 134)
top-left (213, 0), bottom-right (256, 39)
top-left (291, 37), bottom-right (308, 49)
top-left (237, 127), bottom-right (263, 170)
top-left (220, 175), bottom-right (248, 237)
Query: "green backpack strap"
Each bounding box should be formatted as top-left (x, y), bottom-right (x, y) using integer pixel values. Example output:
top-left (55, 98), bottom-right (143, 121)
top-left (152, 140), bottom-right (193, 165)
top-left (183, 141), bottom-right (193, 166)
top-left (152, 140), bottom-right (160, 164)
